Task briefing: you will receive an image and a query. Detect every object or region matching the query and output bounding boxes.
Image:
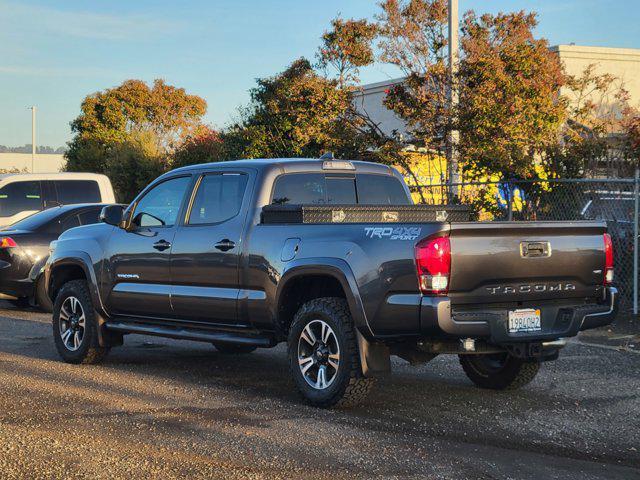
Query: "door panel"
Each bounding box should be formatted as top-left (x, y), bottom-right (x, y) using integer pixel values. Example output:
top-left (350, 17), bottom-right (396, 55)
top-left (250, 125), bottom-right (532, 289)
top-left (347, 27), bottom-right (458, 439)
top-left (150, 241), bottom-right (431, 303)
top-left (105, 175), bottom-right (192, 318)
top-left (170, 172), bottom-right (250, 325)
top-left (106, 226), bottom-right (176, 317)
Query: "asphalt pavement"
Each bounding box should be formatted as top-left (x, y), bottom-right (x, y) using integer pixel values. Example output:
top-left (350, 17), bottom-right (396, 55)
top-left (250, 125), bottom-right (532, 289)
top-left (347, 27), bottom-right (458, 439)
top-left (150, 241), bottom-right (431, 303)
top-left (0, 302), bottom-right (638, 479)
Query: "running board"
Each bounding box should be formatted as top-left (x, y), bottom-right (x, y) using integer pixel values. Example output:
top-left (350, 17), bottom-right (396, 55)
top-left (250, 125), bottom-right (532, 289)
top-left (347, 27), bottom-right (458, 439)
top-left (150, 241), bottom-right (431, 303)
top-left (105, 320), bottom-right (275, 347)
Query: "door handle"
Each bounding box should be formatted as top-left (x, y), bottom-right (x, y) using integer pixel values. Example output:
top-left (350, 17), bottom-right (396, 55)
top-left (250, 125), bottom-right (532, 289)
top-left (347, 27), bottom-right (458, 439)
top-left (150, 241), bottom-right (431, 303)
top-left (214, 239), bottom-right (236, 251)
top-left (153, 240), bottom-right (171, 251)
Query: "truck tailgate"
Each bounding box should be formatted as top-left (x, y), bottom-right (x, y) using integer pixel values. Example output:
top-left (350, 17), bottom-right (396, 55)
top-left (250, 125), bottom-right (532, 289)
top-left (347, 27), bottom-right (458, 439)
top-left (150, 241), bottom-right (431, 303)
top-left (448, 221), bottom-right (607, 305)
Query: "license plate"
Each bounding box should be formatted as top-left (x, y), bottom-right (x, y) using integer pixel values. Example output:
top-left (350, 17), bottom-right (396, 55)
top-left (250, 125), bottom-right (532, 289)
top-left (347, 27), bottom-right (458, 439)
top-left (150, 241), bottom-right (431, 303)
top-left (508, 308), bottom-right (541, 333)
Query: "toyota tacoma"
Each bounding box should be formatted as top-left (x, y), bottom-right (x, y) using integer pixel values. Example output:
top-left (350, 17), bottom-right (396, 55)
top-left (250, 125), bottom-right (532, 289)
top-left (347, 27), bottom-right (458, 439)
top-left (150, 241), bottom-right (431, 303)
top-left (45, 158), bottom-right (618, 407)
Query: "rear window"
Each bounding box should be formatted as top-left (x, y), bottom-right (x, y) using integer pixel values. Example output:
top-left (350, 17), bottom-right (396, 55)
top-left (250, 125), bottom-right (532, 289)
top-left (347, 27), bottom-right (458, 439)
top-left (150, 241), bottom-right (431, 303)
top-left (78, 208), bottom-right (102, 225)
top-left (0, 181), bottom-right (43, 217)
top-left (54, 180), bottom-right (101, 204)
top-left (272, 174), bottom-right (325, 205)
top-left (271, 173), bottom-right (410, 205)
top-left (356, 174), bottom-right (411, 205)
top-left (326, 177), bottom-right (357, 204)
top-left (1, 206), bottom-right (63, 231)
top-left (60, 215), bottom-right (81, 232)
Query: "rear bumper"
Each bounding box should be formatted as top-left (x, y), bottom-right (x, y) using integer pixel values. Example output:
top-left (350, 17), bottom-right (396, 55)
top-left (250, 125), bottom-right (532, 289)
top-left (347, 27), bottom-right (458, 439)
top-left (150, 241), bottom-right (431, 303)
top-left (0, 260), bottom-right (34, 299)
top-left (420, 287), bottom-right (618, 343)
top-left (0, 277), bottom-right (34, 299)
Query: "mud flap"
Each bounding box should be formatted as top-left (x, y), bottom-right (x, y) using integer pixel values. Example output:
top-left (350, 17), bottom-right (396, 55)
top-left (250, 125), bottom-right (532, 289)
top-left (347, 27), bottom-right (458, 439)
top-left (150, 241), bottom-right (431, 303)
top-left (95, 311), bottom-right (123, 348)
top-left (356, 331), bottom-right (391, 377)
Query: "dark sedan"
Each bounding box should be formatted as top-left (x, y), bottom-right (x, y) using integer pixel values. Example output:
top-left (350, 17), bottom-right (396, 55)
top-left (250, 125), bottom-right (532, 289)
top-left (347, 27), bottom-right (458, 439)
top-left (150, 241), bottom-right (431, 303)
top-left (0, 204), bottom-right (109, 311)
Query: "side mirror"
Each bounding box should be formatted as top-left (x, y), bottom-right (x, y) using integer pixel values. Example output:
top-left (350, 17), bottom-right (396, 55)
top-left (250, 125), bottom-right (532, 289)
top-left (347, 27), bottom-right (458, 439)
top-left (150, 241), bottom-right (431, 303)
top-left (100, 204), bottom-right (124, 227)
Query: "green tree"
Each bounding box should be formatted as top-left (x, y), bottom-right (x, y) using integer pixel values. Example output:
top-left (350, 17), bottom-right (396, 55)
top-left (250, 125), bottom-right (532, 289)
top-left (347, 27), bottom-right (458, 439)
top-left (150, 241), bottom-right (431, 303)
top-left (317, 17), bottom-right (378, 87)
top-left (68, 79), bottom-right (206, 153)
top-left (546, 65), bottom-right (628, 177)
top-left (171, 128), bottom-right (225, 169)
top-left (457, 11), bottom-right (566, 180)
top-left (227, 58), bottom-right (362, 159)
top-left (66, 79), bottom-right (207, 200)
top-left (105, 131), bottom-right (166, 203)
top-left (377, 0), bottom-right (450, 152)
top-left (624, 110), bottom-right (640, 163)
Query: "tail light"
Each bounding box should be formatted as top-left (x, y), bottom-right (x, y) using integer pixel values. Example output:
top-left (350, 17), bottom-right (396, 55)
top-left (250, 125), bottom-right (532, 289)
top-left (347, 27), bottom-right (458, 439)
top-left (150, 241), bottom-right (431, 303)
top-left (0, 237), bottom-right (17, 248)
top-left (603, 233), bottom-right (614, 285)
top-left (415, 235), bottom-right (451, 295)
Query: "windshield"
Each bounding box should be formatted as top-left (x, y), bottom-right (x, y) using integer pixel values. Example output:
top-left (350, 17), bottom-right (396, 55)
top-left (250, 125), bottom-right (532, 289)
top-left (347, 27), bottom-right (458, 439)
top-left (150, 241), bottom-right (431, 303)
top-left (1, 207), bottom-right (64, 231)
top-left (0, 180), bottom-right (43, 217)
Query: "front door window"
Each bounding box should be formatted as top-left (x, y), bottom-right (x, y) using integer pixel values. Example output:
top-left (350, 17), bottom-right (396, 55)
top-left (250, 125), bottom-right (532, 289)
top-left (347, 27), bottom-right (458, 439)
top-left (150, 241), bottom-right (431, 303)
top-left (131, 176), bottom-right (191, 228)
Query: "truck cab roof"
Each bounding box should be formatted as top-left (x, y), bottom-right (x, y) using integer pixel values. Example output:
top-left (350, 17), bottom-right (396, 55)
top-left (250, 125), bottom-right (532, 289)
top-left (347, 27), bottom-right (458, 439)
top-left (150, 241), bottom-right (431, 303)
top-left (169, 158), bottom-right (396, 177)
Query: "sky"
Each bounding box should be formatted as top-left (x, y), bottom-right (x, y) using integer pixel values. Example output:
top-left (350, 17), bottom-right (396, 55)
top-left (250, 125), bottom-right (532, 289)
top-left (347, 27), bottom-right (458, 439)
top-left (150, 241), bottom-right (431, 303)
top-left (1, 0), bottom-right (639, 149)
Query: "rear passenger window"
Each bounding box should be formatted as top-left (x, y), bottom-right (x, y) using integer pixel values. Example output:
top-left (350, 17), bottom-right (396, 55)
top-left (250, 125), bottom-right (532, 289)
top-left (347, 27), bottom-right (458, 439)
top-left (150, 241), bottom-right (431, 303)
top-left (60, 215), bottom-right (81, 231)
top-left (188, 174), bottom-right (248, 225)
top-left (0, 181), bottom-right (43, 216)
top-left (54, 180), bottom-right (101, 204)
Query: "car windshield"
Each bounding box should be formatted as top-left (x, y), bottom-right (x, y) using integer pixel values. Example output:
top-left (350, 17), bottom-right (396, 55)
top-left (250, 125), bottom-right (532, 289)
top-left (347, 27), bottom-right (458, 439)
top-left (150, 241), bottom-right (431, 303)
top-left (1, 207), bottom-right (65, 231)
top-left (583, 198), bottom-right (634, 222)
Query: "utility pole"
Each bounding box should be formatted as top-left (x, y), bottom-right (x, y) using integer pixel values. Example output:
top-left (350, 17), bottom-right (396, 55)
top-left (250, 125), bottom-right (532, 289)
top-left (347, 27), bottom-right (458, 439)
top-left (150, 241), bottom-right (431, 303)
top-left (31, 106), bottom-right (36, 173)
top-left (634, 168), bottom-right (639, 315)
top-left (447, 0), bottom-right (460, 199)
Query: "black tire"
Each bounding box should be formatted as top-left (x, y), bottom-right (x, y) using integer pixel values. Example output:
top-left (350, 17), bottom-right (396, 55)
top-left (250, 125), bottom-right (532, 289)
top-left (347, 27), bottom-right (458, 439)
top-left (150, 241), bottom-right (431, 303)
top-left (8, 296), bottom-right (30, 308)
top-left (288, 297), bottom-right (374, 408)
top-left (52, 279), bottom-right (109, 364)
top-left (213, 343), bottom-right (258, 354)
top-left (459, 353), bottom-right (540, 390)
top-left (35, 275), bottom-right (53, 313)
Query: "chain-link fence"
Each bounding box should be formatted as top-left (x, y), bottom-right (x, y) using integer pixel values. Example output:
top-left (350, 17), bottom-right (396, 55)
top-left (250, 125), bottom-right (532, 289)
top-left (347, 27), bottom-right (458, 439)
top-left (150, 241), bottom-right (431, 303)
top-left (411, 176), bottom-right (639, 312)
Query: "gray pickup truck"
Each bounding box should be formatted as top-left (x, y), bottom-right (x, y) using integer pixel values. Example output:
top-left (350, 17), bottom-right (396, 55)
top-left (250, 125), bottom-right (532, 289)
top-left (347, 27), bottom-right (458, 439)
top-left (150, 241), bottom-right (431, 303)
top-left (45, 159), bottom-right (618, 407)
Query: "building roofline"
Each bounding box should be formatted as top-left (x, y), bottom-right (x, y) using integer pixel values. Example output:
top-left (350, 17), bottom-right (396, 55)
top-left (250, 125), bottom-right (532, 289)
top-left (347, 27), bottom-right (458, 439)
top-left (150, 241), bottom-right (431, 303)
top-left (355, 77), bottom-right (405, 95)
top-left (550, 44), bottom-right (640, 60)
top-left (359, 45), bottom-right (640, 92)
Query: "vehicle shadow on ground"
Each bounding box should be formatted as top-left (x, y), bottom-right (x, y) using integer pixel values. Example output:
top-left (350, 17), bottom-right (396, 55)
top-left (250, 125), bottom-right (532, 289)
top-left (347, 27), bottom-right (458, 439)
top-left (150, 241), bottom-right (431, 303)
top-left (2, 313), bottom-right (639, 471)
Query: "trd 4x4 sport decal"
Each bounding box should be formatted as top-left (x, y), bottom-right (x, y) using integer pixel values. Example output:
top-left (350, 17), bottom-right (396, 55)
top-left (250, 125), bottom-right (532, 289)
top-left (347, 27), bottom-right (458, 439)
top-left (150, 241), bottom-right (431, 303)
top-left (364, 227), bottom-right (421, 241)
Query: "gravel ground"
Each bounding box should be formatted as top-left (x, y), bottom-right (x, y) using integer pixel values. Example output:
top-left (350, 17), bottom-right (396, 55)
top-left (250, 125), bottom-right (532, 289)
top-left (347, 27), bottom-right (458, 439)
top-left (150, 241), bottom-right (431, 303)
top-left (0, 302), bottom-right (638, 480)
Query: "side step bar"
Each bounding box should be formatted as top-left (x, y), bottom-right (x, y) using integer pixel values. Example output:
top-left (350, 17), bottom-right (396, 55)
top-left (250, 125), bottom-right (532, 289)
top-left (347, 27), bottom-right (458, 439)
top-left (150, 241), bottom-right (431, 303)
top-left (105, 320), bottom-right (275, 347)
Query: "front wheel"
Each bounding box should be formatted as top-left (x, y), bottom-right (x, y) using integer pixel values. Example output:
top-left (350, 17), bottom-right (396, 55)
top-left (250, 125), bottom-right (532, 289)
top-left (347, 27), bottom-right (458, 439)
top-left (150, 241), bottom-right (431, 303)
top-left (52, 280), bottom-right (109, 364)
top-left (288, 297), bottom-right (374, 408)
top-left (459, 353), bottom-right (540, 390)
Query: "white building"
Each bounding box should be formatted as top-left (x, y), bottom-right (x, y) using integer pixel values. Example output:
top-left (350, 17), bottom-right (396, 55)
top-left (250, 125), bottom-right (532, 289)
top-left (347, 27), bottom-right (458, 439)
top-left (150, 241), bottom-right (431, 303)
top-left (552, 44), bottom-right (640, 107)
top-left (0, 153), bottom-right (66, 173)
top-left (355, 45), bottom-right (640, 140)
top-left (352, 77), bottom-right (406, 139)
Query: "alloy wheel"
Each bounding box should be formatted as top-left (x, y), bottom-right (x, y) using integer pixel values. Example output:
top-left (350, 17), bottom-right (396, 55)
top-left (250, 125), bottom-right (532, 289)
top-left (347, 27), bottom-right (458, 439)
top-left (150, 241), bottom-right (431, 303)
top-left (297, 319), bottom-right (341, 390)
top-left (58, 296), bottom-right (85, 351)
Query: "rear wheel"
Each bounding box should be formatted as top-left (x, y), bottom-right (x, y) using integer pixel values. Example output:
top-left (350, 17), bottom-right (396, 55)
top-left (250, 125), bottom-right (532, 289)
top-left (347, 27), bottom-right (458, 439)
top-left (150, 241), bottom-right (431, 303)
top-left (288, 297), bottom-right (374, 408)
top-left (35, 275), bottom-right (53, 313)
top-left (212, 343), bottom-right (257, 354)
top-left (459, 353), bottom-right (540, 390)
top-left (53, 280), bottom-right (109, 364)
top-left (9, 297), bottom-right (30, 308)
